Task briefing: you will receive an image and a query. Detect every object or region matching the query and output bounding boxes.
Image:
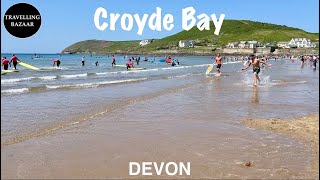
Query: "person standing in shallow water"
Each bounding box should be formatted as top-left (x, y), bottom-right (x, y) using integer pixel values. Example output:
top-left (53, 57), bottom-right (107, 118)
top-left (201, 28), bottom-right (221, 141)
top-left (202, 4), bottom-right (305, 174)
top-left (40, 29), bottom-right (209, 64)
top-left (214, 53), bottom-right (223, 75)
top-left (2, 57), bottom-right (10, 70)
top-left (111, 55), bottom-right (116, 66)
top-left (242, 55), bottom-right (272, 87)
top-left (11, 54), bottom-right (20, 70)
top-left (81, 56), bottom-right (85, 66)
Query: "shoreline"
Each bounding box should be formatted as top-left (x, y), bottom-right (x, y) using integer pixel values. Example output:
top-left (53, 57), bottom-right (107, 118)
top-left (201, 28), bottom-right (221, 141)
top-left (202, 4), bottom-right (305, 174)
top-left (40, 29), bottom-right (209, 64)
top-left (243, 114), bottom-right (319, 176)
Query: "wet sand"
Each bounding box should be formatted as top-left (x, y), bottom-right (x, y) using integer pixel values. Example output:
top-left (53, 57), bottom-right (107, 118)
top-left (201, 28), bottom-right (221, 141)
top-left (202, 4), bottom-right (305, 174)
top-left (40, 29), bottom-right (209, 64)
top-left (243, 114), bottom-right (319, 176)
top-left (2, 76), bottom-right (319, 179)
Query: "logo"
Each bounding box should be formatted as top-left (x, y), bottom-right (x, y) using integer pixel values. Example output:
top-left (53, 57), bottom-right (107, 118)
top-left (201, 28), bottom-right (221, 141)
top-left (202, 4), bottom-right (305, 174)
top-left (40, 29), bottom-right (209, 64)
top-left (4, 3), bottom-right (41, 38)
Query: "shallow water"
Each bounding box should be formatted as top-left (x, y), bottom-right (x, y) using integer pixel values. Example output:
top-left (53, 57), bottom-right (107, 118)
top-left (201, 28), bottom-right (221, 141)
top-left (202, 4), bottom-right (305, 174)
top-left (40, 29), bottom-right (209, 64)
top-left (1, 54), bottom-right (319, 178)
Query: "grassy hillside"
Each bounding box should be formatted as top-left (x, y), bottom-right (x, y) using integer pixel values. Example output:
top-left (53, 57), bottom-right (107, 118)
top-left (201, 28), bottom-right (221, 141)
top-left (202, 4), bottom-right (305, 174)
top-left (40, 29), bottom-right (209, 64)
top-left (62, 20), bottom-right (319, 54)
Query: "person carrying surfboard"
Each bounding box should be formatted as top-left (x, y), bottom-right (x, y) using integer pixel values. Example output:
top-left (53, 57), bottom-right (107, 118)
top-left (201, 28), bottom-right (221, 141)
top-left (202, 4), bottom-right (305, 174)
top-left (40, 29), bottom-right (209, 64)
top-left (10, 54), bottom-right (20, 70)
top-left (242, 55), bottom-right (272, 87)
top-left (214, 53), bottom-right (223, 75)
top-left (2, 57), bottom-right (10, 70)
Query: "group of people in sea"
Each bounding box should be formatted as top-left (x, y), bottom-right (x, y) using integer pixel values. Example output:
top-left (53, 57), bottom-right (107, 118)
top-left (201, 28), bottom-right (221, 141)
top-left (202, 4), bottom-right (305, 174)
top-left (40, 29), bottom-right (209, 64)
top-left (210, 53), bottom-right (318, 87)
top-left (1, 54), bottom-right (20, 70)
top-left (3, 53), bottom-right (319, 87)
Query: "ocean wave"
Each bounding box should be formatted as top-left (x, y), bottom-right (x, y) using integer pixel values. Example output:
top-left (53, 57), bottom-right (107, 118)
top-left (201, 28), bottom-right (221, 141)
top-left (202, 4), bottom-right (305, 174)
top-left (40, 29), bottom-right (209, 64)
top-left (59, 73), bottom-right (88, 78)
top-left (46, 78), bottom-right (147, 90)
top-left (1, 77), bottom-right (34, 84)
top-left (37, 76), bottom-right (57, 80)
top-left (1, 88), bottom-right (29, 94)
top-left (1, 76), bottom-right (57, 84)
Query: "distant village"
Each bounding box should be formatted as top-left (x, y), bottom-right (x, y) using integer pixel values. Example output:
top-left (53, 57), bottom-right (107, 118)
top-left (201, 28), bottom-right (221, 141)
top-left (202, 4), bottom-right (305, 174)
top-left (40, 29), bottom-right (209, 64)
top-left (139, 38), bottom-right (319, 49)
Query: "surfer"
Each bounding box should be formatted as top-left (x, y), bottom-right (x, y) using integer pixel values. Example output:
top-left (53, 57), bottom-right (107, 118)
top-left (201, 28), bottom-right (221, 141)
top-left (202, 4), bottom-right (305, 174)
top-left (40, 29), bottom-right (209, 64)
top-left (176, 59), bottom-right (180, 65)
top-left (214, 53), bottom-right (223, 75)
top-left (2, 57), bottom-right (10, 70)
top-left (95, 61), bottom-right (99, 66)
top-left (53, 59), bottom-right (61, 67)
top-left (82, 56), bottom-right (85, 66)
top-left (11, 54), bottom-right (20, 70)
top-left (111, 55), bottom-right (116, 66)
top-left (242, 55), bottom-right (272, 87)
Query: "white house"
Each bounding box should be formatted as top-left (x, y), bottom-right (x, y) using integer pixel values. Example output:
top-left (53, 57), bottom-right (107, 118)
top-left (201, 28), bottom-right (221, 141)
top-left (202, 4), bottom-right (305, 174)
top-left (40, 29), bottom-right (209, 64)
top-left (226, 42), bottom-right (239, 48)
top-left (277, 41), bottom-right (290, 48)
top-left (139, 40), bottom-right (150, 46)
top-left (238, 41), bottom-right (250, 48)
top-left (288, 38), bottom-right (312, 48)
top-left (179, 40), bottom-right (194, 48)
top-left (247, 41), bottom-right (258, 48)
top-left (311, 42), bottom-right (318, 48)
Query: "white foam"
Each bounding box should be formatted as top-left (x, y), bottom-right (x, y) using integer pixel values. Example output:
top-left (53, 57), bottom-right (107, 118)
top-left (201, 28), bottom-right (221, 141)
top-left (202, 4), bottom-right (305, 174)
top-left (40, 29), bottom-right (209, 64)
top-left (1, 77), bottom-right (34, 84)
top-left (38, 76), bottom-right (57, 80)
top-left (60, 73), bottom-right (87, 78)
top-left (46, 78), bottom-right (147, 89)
top-left (1, 88), bottom-right (29, 94)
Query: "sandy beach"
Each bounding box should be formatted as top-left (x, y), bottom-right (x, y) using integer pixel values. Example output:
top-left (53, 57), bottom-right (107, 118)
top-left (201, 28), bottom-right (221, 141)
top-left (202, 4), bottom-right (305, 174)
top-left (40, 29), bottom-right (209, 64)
top-left (1, 55), bottom-right (319, 179)
top-left (244, 114), bottom-right (319, 176)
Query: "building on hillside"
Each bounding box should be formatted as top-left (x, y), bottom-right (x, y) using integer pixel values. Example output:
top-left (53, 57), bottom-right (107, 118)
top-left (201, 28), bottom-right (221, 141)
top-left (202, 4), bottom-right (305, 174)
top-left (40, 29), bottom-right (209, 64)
top-left (288, 38), bottom-right (312, 48)
top-left (256, 42), bottom-right (266, 48)
top-left (311, 42), bottom-right (319, 48)
top-left (139, 40), bottom-right (150, 46)
top-left (277, 41), bottom-right (290, 48)
top-left (179, 40), bottom-right (194, 48)
top-left (238, 41), bottom-right (249, 48)
top-left (247, 41), bottom-right (258, 48)
top-left (225, 42), bottom-right (239, 48)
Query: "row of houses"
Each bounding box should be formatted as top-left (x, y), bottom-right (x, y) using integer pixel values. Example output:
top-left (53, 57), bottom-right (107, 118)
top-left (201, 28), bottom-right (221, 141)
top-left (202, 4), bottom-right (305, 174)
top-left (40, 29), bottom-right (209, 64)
top-left (225, 41), bottom-right (265, 49)
top-left (140, 38), bottom-right (318, 49)
top-left (277, 38), bottom-right (318, 48)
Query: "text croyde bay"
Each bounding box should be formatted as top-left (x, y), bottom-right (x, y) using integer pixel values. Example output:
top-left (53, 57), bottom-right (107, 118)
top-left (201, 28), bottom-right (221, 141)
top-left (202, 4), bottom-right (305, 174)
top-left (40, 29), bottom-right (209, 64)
top-left (94, 6), bottom-right (225, 35)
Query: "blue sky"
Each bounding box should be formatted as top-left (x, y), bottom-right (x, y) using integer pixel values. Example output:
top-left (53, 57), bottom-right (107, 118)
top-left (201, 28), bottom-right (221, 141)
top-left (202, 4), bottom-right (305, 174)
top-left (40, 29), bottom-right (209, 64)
top-left (1, 0), bottom-right (319, 53)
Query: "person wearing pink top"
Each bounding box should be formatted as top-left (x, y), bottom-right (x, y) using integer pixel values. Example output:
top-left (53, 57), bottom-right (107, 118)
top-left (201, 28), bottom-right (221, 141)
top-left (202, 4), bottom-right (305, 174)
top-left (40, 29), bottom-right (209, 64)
top-left (10, 54), bottom-right (20, 70)
top-left (126, 59), bottom-right (134, 70)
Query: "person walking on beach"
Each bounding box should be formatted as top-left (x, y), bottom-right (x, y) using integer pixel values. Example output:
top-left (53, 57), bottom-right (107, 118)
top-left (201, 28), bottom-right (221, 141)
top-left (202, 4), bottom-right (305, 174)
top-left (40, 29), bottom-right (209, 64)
top-left (111, 55), bottom-right (116, 66)
top-left (214, 53), bottom-right (223, 75)
top-left (53, 59), bottom-right (61, 67)
top-left (2, 57), bottom-right (10, 70)
top-left (10, 54), bottom-right (20, 70)
top-left (82, 56), bottom-right (85, 66)
top-left (242, 55), bottom-right (272, 87)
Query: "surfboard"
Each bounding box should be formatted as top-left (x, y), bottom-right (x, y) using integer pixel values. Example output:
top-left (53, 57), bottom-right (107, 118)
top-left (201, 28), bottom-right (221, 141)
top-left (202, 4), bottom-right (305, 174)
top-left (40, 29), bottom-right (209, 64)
top-left (113, 65), bottom-right (127, 68)
top-left (159, 59), bottom-right (166, 62)
top-left (18, 61), bottom-right (40, 70)
top-left (128, 67), bottom-right (146, 71)
top-left (205, 64), bottom-right (213, 74)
